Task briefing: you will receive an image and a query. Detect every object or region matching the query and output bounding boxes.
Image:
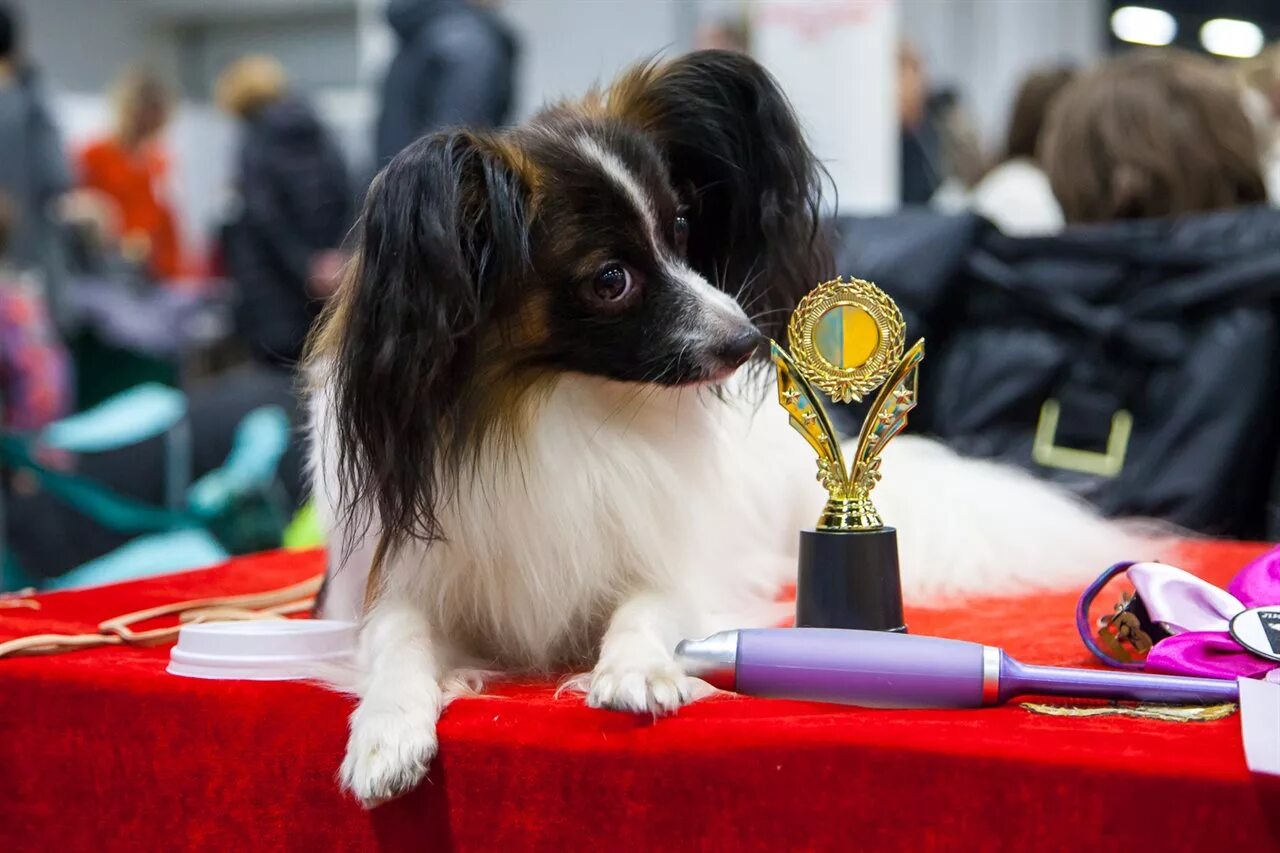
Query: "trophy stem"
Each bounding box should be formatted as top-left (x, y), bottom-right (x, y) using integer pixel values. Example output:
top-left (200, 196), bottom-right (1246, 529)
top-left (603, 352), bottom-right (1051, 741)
top-left (817, 497), bottom-right (882, 532)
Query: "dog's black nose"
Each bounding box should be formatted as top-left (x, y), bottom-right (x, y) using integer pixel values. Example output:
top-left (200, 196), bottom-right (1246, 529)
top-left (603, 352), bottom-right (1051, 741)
top-left (716, 329), bottom-right (762, 368)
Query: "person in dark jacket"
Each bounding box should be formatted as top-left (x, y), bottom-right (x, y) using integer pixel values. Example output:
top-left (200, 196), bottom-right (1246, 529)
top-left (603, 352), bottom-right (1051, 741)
top-left (374, 0), bottom-right (518, 168)
top-left (0, 4), bottom-right (70, 296)
top-left (836, 50), bottom-right (1280, 539)
top-left (898, 44), bottom-right (941, 206)
top-left (216, 55), bottom-right (352, 367)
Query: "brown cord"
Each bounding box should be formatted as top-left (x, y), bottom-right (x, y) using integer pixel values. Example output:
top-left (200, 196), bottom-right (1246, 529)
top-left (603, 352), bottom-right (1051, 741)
top-left (0, 574), bottom-right (324, 659)
top-left (0, 632), bottom-right (125, 658)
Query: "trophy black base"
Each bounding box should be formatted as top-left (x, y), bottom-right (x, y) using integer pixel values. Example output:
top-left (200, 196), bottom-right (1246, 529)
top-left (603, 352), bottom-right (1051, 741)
top-left (796, 526), bottom-right (907, 632)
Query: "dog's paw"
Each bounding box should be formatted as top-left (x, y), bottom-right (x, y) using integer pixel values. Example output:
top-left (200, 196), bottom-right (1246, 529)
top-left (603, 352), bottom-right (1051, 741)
top-left (586, 660), bottom-right (715, 716)
top-left (339, 706), bottom-right (438, 808)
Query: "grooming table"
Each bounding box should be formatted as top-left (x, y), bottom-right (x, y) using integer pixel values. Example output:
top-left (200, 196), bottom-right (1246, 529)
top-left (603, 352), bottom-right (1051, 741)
top-left (2, 543), bottom-right (1277, 851)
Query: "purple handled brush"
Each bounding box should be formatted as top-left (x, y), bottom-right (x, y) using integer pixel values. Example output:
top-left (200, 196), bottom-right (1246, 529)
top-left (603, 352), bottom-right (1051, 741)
top-left (675, 628), bottom-right (1239, 707)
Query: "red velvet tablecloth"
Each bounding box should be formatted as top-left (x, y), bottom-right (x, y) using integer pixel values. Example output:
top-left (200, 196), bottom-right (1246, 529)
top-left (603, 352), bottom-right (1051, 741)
top-left (3, 543), bottom-right (1278, 852)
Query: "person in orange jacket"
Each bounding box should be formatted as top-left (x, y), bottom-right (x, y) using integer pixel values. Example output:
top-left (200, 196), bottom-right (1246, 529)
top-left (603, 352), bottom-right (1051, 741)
top-left (77, 67), bottom-right (183, 282)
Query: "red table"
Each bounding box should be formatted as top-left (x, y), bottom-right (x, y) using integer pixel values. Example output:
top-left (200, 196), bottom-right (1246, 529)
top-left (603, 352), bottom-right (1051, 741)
top-left (3, 543), bottom-right (1278, 852)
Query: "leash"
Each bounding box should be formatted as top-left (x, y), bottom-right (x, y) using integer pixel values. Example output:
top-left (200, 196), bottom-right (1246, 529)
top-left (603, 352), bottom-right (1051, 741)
top-left (0, 574), bottom-right (323, 658)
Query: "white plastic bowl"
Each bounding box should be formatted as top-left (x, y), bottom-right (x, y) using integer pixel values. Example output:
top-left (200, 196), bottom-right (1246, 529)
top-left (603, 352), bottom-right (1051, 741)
top-left (167, 619), bottom-right (357, 681)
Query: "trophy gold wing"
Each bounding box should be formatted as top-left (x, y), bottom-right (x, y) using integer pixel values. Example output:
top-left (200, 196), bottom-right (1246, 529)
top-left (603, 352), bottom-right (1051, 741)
top-left (847, 339), bottom-right (925, 512)
top-left (771, 341), bottom-right (850, 496)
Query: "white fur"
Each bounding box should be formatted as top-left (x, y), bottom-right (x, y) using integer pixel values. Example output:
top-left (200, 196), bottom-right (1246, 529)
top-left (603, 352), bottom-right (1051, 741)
top-left (309, 364), bottom-right (1155, 805)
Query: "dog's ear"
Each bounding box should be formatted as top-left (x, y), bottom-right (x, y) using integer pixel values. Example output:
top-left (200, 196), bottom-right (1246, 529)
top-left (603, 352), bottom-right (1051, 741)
top-left (609, 50), bottom-right (833, 341)
top-left (318, 130), bottom-right (529, 548)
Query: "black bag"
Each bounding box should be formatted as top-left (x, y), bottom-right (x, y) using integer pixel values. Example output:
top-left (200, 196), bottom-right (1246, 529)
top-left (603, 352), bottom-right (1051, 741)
top-left (834, 207), bottom-right (1280, 539)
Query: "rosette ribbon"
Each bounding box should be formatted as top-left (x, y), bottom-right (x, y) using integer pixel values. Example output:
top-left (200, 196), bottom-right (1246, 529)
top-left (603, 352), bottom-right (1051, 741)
top-left (1078, 546), bottom-right (1280, 682)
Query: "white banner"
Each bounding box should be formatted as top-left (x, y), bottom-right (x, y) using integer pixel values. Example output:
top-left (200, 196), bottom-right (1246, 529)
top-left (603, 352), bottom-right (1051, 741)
top-left (754, 0), bottom-right (899, 214)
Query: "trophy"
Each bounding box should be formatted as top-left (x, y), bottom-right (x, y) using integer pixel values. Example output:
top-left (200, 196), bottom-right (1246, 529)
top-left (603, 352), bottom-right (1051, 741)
top-left (770, 277), bottom-right (924, 632)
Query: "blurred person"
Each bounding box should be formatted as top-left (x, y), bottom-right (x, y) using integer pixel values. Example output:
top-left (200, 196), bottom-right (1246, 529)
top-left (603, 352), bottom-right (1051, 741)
top-left (898, 43), bottom-right (941, 205)
top-left (216, 55), bottom-right (352, 367)
top-left (0, 3), bottom-right (70, 290)
top-left (0, 194), bottom-right (70, 431)
top-left (694, 12), bottom-right (750, 53)
top-left (374, 0), bottom-right (518, 168)
top-left (1043, 51), bottom-right (1266, 223)
top-left (836, 50), bottom-right (1280, 538)
top-left (926, 88), bottom-right (988, 213)
top-left (930, 90), bottom-right (986, 187)
top-left (78, 67), bottom-right (184, 281)
top-left (967, 67), bottom-right (1073, 236)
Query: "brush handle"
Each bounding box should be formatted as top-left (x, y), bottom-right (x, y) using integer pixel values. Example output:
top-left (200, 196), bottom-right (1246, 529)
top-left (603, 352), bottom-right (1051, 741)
top-left (676, 628), bottom-right (1240, 709)
top-left (735, 628), bottom-right (987, 708)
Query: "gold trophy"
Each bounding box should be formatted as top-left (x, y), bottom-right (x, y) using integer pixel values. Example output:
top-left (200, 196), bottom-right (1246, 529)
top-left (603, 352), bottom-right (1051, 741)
top-left (771, 277), bottom-right (924, 632)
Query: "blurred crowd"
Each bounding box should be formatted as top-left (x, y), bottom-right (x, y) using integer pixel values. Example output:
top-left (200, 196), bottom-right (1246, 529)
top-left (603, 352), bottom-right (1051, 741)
top-left (0, 0), bottom-right (519, 585)
top-left (3, 0), bottom-right (1280, 588)
top-left (863, 41), bottom-right (1280, 541)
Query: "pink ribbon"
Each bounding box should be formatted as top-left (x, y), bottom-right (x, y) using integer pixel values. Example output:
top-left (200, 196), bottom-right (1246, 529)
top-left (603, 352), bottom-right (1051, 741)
top-left (1129, 546), bottom-right (1280, 681)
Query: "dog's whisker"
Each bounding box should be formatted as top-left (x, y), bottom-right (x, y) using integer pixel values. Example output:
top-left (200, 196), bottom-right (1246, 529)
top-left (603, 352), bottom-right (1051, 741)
top-left (592, 383), bottom-right (646, 438)
top-left (620, 382), bottom-right (662, 437)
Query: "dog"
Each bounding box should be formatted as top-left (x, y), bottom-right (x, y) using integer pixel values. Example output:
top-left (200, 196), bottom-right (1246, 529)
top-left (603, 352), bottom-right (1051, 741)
top-left (307, 50), bottom-right (1149, 805)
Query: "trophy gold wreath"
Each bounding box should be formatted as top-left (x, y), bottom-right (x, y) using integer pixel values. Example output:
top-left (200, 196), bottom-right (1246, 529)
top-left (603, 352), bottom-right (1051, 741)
top-left (770, 277), bottom-right (925, 632)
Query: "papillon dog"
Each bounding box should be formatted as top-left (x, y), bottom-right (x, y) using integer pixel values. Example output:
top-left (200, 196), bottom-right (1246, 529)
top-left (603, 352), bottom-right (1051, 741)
top-left (307, 50), bottom-right (1148, 805)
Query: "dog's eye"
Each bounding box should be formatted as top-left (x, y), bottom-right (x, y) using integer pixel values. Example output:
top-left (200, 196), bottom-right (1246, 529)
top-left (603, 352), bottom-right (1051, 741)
top-left (587, 262), bottom-right (642, 310)
top-left (595, 264), bottom-right (631, 300)
top-left (673, 214), bottom-right (689, 256)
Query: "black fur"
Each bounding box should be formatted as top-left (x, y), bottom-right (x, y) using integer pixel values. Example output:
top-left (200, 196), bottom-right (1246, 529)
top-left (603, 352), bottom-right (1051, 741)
top-left (617, 50), bottom-right (834, 342)
top-left (332, 131), bottom-right (530, 546)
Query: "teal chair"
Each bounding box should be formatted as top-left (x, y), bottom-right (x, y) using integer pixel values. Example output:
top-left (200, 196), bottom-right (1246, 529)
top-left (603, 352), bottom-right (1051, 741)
top-left (41, 383), bottom-right (191, 510)
top-left (187, 406), bottom-right (290, 521)
top-left (1, 397), bottom-right (292, 592)
top-left (38, 529), bottom-right (228, 592)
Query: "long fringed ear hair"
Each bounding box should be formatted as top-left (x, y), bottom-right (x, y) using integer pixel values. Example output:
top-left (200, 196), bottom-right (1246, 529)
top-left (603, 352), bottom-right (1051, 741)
top-left (609, 50), bottom-right (833, 344)
top-left (312, 131), bottom-right (529, 550)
